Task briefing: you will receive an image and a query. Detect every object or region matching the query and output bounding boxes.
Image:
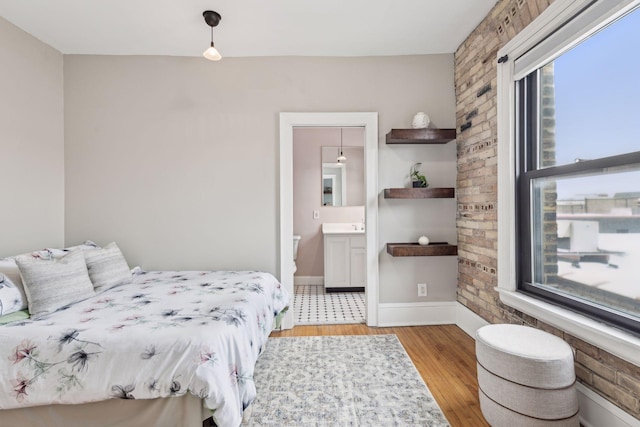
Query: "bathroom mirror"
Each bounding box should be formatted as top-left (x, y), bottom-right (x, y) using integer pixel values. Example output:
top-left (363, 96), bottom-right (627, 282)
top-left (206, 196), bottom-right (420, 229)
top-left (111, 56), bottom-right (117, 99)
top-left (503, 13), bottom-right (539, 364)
top-left (321, 146), bottom-right (365, 206)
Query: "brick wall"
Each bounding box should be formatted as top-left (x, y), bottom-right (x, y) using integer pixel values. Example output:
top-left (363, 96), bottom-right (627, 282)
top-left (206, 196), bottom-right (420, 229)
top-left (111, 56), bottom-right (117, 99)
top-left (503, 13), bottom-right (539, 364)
top-left (540, 63), bottom-right (558, 286)
top-left (454, 0), bottom-right (640, 418)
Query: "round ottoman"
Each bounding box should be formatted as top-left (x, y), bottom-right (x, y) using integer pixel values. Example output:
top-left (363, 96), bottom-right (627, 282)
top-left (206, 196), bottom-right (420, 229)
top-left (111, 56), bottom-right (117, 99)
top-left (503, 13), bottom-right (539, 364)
top-left (476, 324), bottom-right (579, 426)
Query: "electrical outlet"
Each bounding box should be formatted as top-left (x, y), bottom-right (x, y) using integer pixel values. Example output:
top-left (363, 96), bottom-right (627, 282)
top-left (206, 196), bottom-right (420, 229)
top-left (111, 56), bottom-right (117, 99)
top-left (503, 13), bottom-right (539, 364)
top-left (417, 283), bottom-right (428, 297)
top-left (313, 210), bottom-right (320, 219)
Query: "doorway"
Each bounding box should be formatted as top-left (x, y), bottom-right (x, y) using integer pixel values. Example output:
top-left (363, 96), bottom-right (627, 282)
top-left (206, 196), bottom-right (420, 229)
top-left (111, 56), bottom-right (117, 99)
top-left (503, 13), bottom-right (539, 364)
top-left (279, 112), bottom-right (379, 329)
top-left (293, 126), bottom-right (365, 325)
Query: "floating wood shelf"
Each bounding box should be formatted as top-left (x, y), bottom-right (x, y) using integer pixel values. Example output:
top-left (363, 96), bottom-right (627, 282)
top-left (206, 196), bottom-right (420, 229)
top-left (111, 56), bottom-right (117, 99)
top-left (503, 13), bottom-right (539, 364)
top-left (386, 242), bottom-right (458, 257)
top-left (386, 128), bottom-right (456, 144)
top-left (384, 188), bottom-right (455, 199)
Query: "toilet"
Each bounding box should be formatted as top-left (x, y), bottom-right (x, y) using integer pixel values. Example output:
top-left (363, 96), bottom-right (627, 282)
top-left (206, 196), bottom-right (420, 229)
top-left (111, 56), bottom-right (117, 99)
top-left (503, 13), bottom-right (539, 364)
top-left (293, 235), bottom-right (301, 273)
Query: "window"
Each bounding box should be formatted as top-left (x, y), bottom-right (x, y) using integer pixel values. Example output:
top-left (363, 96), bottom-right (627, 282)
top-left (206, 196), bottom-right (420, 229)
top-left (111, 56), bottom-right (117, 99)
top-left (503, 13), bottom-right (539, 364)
top-left (515, 3), bottom-right (640, 335)
top-left (497, 0), bottom-right (640, 365)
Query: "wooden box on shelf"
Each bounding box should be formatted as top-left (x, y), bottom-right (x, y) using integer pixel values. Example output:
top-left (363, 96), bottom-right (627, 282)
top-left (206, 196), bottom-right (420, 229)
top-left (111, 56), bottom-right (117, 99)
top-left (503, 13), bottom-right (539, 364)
top-left (386, 242), bottom-right (458, 257)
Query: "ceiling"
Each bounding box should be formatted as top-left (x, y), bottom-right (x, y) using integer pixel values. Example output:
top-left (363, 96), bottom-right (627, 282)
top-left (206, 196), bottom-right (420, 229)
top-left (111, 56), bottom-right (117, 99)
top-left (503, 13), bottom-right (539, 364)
top-left (0, 0), bottom-right (497, 58)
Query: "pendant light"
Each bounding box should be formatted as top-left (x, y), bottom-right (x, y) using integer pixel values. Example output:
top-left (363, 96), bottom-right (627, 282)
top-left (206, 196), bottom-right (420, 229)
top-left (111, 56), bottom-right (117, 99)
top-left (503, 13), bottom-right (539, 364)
top-left (337, 128), bottom-right (347, 163)
top-left (203, 11), bottom-right (222, 61)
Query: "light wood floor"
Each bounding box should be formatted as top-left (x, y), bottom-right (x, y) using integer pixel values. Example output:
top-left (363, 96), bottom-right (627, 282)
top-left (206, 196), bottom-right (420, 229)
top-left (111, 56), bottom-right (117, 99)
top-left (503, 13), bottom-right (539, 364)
top-left (270, 324), bottom-right (489, 427)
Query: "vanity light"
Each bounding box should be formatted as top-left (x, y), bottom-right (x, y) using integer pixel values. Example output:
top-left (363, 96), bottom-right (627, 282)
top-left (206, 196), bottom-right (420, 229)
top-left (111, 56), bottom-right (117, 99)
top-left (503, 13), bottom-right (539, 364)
top-left (337, 128), bottom-right (347, 163)
top-left (203, 11), bottom-right (222, 61)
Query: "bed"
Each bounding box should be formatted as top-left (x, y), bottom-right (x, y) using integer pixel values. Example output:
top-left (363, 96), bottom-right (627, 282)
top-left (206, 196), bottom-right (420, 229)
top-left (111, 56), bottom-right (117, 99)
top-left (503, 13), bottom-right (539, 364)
top-left (0, 247), bottom-right (290, 427)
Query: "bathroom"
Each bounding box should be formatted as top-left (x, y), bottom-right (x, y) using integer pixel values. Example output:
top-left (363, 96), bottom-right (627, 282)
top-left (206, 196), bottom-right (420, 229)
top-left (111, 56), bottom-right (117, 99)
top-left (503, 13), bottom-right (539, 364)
top-left (292, 126), bottom-right (366, 325)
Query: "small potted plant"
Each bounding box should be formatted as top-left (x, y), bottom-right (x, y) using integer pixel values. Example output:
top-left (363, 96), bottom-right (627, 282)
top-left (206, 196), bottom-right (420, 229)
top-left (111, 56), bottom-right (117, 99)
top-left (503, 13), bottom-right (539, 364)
top-left (410, 163), bottom-right (429, 188)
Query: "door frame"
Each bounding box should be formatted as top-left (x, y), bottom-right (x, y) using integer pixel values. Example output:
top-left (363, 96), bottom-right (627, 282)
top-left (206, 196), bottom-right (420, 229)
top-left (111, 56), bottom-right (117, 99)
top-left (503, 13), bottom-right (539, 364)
top-left (279, 112), bottom-right (379, 328)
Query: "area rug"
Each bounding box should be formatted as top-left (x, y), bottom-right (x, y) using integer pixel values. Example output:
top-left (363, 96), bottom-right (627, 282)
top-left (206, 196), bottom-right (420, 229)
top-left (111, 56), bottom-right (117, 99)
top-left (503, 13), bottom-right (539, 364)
top-left (242, 334), bottom-right (450, 426)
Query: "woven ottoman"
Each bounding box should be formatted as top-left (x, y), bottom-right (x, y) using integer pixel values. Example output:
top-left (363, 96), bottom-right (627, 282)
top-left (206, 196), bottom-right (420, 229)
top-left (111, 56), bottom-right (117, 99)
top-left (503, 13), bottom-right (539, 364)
top-left (476, 324), bottom-right (579, 426)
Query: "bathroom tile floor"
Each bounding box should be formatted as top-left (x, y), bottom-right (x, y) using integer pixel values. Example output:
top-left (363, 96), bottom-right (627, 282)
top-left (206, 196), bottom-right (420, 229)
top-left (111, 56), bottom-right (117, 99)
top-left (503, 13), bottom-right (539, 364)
top-left (294, 284), bottom-right (365, 325)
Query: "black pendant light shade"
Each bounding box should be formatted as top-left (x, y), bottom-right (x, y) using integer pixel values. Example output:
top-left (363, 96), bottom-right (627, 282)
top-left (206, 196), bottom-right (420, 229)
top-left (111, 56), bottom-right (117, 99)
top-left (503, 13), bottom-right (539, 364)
top-left (203, 10), bottom-right (221, 27)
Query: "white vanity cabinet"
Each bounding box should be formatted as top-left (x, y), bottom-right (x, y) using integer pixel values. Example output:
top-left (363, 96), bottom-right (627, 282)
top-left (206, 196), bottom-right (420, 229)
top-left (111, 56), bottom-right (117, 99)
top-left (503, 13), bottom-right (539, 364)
top-left (324, 233), bottom-right (365, 290)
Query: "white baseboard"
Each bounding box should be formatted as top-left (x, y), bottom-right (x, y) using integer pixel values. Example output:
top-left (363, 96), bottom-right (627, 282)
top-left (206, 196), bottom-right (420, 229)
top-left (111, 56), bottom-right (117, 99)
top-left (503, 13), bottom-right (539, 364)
top-left (455, 302), bottom-right (489, 338)
top-left (377, 301), bottom-right (456, 327)
top-left (577, 382), bottom-right (640, 427)
top-left (454, 303), bottom-right (640, 427)
top-left (293, 276), bottom-right (323, 286)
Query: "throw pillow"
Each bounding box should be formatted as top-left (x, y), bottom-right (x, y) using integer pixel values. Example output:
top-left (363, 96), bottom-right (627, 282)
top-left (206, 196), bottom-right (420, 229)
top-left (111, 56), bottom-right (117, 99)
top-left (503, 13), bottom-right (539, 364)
top-left (37, 240), bottom-right (102, 260)
top-left (15, 250), bottom-right (95, 317)
top-left (84, 242), bottom-right (132, 292)
top-left (0, 273), bottom-right (24, 316)
top-left (0, 259), bottom-right (28, 311)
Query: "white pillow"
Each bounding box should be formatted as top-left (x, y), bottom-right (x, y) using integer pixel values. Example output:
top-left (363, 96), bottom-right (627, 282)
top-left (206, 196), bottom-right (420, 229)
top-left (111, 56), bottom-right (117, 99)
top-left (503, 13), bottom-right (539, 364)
top-left (37, 240), bottom-right (102, 260)
top-left (15, 250), bottom-right (96, 317)
top-left (0, 272), bottom-right (24, 316)
top-left (0, 259), bottom-right (27, 311)
top-left (84, 242), bottom-right (132, 292)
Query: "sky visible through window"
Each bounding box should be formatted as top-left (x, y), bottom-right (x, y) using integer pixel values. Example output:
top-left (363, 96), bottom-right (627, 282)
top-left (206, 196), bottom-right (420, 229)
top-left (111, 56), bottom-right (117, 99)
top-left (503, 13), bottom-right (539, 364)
top-left (552, 6), bottom-right (640, 199)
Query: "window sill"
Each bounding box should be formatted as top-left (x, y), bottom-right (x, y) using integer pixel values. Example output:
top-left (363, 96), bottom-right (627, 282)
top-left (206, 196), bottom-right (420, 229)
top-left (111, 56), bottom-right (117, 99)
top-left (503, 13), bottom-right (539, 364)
top-left (497, 288), bottom-right (640, 366)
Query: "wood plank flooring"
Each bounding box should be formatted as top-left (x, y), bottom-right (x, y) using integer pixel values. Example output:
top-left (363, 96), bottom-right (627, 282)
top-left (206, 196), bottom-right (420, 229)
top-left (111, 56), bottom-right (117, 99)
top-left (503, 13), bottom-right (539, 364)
top-left (270, 324), bottom-right (489, 427)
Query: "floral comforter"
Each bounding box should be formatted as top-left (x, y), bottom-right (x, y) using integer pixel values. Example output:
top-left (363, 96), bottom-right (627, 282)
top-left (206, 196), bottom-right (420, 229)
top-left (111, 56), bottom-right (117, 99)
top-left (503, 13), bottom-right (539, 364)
top-left (0, 270), bottom-right (290, 427)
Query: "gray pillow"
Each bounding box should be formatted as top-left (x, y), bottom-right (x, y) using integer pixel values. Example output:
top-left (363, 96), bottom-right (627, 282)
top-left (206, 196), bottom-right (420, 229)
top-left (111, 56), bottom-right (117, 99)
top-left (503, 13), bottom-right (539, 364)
top-left (15, 250), bottom-right (95, 317)
top-left (84, 242), bottom-right (132, 292)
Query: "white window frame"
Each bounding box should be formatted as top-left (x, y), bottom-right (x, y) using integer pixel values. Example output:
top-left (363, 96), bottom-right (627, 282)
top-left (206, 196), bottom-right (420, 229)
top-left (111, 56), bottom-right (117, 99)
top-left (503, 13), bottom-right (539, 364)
top-left (497, 0), bottom-right (640, 365)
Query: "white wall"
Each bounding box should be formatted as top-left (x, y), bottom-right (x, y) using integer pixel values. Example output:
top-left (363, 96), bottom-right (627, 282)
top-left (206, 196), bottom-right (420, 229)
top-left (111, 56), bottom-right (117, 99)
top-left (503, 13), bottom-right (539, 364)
top-left (63, 54), bottom-right (456, 303)
top-left (379, 140), bottom-right (458, 303)
top-left (0, 17), bottom-right (64, 257)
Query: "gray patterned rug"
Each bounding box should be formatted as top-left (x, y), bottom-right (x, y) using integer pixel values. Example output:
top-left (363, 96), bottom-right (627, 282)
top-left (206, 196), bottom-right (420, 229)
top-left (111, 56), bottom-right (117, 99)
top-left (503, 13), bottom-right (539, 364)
top-left (241, 334), bottom-right (450, 426)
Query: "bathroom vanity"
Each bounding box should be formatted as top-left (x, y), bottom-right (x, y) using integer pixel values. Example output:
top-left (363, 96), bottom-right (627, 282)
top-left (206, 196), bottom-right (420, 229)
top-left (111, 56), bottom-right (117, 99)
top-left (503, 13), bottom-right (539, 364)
top-left (322, 223), bottom-right (365, 292)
